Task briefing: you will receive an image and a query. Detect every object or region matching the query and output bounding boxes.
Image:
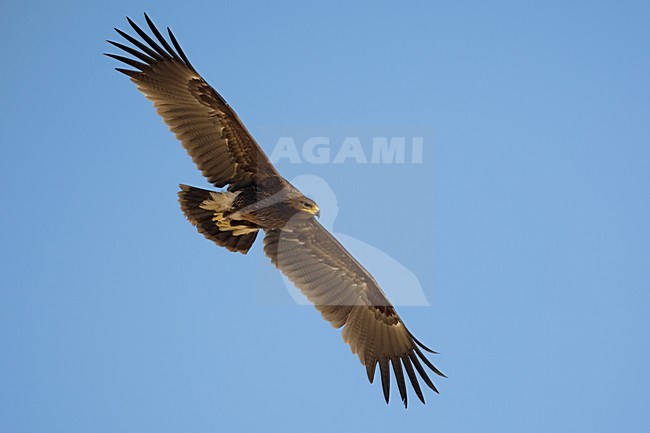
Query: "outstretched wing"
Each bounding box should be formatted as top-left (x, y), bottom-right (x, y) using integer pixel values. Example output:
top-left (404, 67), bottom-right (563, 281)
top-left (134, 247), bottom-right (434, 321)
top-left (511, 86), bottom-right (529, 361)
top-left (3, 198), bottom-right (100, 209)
top-left (106, 14), bottom-right (281, 190)
top-left (263, 216), bottom-right (445, 407)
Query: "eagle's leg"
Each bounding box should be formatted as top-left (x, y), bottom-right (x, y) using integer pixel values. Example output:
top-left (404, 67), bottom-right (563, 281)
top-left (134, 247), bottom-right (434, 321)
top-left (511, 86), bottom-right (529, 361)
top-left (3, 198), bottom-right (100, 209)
top-left (197, 191), bottom-right (260, 236)
top-left (216, 218), bottom-right (260, 236)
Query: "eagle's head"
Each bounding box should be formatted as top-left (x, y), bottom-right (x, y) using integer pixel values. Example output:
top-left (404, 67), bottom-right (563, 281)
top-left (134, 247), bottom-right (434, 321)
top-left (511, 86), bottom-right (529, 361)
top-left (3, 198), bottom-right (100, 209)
top-left (293, 196), bottom-right (320, 218)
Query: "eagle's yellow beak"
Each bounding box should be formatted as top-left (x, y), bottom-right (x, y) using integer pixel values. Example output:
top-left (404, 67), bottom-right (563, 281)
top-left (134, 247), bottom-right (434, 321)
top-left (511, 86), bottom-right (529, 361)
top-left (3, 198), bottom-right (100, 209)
top-left (308, 205), bottom-right (320, 218)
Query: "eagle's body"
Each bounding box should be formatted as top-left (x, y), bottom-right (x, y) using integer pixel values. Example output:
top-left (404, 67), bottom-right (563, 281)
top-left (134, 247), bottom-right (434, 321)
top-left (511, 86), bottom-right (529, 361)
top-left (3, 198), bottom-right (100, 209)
top-left (180, 178), bottom-right (317, 253)
top-left (107, 14), bottom-right (444, 407)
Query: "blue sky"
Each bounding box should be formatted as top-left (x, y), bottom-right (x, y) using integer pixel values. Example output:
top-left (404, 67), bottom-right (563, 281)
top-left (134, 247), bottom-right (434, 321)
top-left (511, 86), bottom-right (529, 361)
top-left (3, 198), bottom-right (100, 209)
top-left (2, 1), bottom-right (649, 432)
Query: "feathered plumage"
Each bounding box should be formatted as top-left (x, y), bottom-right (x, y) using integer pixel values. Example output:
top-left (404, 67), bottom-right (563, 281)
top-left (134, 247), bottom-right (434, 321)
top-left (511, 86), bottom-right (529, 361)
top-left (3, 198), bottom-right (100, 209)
top-left (107, 13), bottom-right (445, 406)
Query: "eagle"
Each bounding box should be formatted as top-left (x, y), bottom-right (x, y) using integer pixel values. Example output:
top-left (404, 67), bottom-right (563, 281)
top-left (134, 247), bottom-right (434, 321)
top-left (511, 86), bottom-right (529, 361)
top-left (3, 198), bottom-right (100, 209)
top-left (106, 14), bottom-right (445, 407)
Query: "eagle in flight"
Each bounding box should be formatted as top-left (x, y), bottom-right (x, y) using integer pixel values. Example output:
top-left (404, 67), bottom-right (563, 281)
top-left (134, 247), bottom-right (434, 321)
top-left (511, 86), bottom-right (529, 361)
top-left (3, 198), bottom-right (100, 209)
top-left (107, 14), bottom-right (445, 407)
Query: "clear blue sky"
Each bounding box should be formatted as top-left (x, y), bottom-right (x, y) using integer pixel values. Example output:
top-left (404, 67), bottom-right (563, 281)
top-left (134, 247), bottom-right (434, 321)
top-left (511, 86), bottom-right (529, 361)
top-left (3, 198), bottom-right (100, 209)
top-left (2, 1), bottom-right (649, 432)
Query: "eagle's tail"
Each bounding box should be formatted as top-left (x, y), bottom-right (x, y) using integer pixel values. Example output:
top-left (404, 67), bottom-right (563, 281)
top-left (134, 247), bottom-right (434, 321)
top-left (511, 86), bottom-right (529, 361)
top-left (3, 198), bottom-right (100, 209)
top-left (178, 184), bottom-right (259, 254)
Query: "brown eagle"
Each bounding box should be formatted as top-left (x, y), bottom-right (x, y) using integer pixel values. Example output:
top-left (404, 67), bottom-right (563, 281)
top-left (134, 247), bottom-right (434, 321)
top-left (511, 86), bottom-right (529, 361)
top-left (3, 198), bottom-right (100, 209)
top-left (107, 13), bottom-right (444, 407)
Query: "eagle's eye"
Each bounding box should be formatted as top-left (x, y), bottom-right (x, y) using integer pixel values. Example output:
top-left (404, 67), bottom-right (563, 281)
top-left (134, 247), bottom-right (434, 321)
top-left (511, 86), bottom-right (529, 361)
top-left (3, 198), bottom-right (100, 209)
top-left (303, 202), bottom-right (313, 209)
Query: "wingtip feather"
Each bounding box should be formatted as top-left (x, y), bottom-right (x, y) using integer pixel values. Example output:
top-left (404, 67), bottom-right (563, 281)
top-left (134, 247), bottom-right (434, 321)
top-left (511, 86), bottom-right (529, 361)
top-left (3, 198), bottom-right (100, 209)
top-left (408, 352), bottom-right (439, 394)
top-left (114, 67), bottom-right (140, 78)
top-left (391, 357), bottom-right (408, 408)
top-left (379, 358), bottom-right (390, 404)
top-left (414, 345), bottom-right (446, 378)
top-left (401, 355), bottom-right (425, 404)
top-left (409, 331), bottom-right (439, 354)
top-left (365, 360), bottom-right (377, 384)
